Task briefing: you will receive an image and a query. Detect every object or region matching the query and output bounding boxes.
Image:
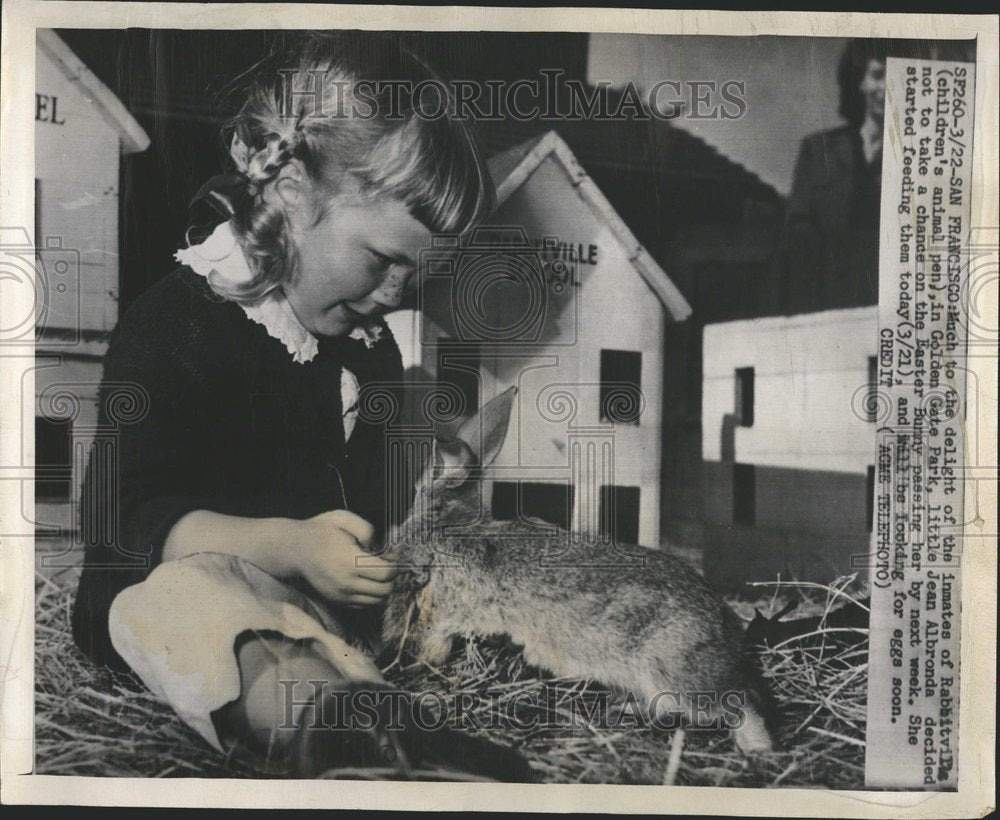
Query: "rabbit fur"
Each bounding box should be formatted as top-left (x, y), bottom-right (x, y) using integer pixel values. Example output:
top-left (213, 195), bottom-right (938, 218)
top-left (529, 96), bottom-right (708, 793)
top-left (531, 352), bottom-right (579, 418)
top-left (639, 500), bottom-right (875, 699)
top-left (382, 387), bottom-right (777, 753)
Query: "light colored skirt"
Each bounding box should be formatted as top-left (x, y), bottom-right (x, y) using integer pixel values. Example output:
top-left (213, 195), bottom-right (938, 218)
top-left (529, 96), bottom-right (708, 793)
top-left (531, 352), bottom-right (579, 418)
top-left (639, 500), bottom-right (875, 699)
top-left (108, 552), bottom-right (385, 751)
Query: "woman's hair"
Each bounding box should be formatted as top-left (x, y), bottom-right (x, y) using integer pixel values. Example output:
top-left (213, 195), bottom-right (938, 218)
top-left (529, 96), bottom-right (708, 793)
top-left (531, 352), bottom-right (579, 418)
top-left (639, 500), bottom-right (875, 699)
top-left (211, 32), bottom-right (496, 303)
top-left (837, 38), bottom-right (974, 126)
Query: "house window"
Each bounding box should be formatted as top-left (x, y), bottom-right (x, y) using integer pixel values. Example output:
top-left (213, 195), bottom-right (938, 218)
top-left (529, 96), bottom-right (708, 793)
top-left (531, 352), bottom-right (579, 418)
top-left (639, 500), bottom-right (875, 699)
top-left (866, 356), bottom-right (879, 423)
top-left (866, 464), bottom-right (876, 531)
top-left (735, 367), bottom-right (754, 427)
top-left (492, 481), bottom-right (574, 530)
top-left (599, 485), bottom-right (641, 545)
top-left (35, 415), bottom-right (72, 499)
top-left (437, 337), bottom-right (480, 418)
top-left (599, 349), bottom-right (642, 425)
top-left (733, 463), bottom-right (755, 525)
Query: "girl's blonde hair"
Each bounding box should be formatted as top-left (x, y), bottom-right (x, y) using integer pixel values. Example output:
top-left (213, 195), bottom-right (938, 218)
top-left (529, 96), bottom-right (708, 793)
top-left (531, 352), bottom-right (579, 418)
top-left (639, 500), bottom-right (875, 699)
top-left (214, 32), bottom-right (495, 303)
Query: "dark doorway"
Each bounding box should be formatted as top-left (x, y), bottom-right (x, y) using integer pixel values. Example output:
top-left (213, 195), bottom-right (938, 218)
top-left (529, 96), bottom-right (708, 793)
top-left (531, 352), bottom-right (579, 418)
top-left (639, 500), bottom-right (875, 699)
top-left (599, 484), bottom-right (641, 545)
top-left (492, 481), bottom-right (574, 530)
top-left (733, 463), bottom-right (756, 525)
top-left (600, 349), bottom-right (642, 425)
top-left (35, 415), bottom-right (73, 499)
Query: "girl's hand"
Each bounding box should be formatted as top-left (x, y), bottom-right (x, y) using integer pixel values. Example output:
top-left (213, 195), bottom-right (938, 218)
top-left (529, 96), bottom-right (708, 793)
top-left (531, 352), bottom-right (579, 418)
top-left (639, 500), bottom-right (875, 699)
top-left (292, 510), bottom-right (399, 608)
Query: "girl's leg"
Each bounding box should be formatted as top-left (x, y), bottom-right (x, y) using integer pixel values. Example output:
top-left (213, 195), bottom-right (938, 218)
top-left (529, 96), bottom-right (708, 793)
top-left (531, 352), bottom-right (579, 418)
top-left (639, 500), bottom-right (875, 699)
top-left (213, 631), bottom-right (540, 780)
top-left (108, 552), bottom-right (391, 761)
top-left (109, 553), bottom-right (533, 780)
top-left (212, 631), bottom-right (348, 769)
top-left (215, 631), bottom-right (438, 777)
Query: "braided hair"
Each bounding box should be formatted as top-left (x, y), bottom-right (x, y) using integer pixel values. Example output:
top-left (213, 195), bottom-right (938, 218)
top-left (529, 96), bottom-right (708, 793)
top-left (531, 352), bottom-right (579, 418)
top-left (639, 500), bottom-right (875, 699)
top-left (208, 32), bottom-right (495, 303)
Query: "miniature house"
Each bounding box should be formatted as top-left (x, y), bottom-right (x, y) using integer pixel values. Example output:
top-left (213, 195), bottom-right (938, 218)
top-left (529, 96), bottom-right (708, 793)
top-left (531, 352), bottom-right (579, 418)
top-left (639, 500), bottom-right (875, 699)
top-left (30, 30), bottom-right (150, 534)
top-left (386, 130), bottom-right (691, 549)
top-left (700, 306), bottom-right (879, 587)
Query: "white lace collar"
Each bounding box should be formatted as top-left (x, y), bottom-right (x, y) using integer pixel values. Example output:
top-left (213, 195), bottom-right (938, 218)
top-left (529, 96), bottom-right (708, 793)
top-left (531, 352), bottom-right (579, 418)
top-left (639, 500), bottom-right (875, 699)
top-left (175, 221), bottom-right (382, 364)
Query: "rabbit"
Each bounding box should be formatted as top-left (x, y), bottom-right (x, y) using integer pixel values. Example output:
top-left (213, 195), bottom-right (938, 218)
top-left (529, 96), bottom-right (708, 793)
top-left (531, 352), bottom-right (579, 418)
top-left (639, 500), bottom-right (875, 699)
top-left (381, 386), bottom-right (778, 754)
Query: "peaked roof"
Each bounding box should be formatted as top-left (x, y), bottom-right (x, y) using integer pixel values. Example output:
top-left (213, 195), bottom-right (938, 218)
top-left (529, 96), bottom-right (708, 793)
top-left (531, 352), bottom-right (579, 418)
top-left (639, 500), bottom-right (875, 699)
top-left (487, 133), bottom-right (547, 195)
top-left (37, 30), bottom-right (150, 154)
top-left (477, 114), bottom-right (778, 203)
top-left (487, 130), bottom-right (692, 322)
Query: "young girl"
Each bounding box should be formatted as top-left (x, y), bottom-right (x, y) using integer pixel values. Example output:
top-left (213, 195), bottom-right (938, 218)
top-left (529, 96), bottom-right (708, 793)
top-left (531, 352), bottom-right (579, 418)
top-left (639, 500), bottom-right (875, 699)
top-left (71, 32), bottom-right (527, 780)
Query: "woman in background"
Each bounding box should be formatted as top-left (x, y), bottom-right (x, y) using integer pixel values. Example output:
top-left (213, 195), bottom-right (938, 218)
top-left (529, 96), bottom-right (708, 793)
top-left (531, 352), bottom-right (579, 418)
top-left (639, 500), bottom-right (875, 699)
top-left (770, 38), bottom-right (972, 314)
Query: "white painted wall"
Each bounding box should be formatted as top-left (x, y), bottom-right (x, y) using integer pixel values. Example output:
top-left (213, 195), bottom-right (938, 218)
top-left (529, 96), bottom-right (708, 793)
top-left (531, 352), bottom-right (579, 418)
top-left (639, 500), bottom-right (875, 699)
top-left (383, 310), bottom-right (422, 373)
top-left (480, 154), bottom-right (666, 548)
top-left (33, 35), bottom-right (142, 527)
top-left (36, 40), bottom-right (122, 336)
top-left (702, 306), bottom-right (878, 475)
top-left (401, 148), bottom-right (673, 546)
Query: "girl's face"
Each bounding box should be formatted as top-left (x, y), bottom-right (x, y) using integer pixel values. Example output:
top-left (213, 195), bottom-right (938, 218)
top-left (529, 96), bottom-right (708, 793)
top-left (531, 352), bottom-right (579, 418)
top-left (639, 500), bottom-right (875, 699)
top-left (860, 58), bottom-right (886, 122)
top-left (283, 193), bottom-right (432, 338)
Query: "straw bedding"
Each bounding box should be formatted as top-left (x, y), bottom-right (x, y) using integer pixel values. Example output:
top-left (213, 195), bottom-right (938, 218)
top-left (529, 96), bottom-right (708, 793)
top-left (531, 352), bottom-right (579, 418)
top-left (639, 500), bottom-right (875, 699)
top-left (34, 559), bottom-right (868, 787)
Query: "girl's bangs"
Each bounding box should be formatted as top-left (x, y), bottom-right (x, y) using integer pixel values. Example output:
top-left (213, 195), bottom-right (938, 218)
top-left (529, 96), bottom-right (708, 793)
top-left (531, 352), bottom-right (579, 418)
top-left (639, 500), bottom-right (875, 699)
top-left (364, 115), bottom-right (496, 236)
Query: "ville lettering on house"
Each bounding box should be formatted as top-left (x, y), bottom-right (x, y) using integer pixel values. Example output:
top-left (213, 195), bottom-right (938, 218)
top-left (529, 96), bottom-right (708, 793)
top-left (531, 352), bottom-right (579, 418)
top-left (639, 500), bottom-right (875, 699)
top-left (387, 130), bottom-right (691, 551)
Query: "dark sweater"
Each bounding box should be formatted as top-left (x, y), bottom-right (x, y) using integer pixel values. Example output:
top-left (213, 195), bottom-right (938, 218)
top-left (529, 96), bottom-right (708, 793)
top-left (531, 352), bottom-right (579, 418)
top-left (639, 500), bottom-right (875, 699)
top-left (71, 267), bottom-right (404, 670)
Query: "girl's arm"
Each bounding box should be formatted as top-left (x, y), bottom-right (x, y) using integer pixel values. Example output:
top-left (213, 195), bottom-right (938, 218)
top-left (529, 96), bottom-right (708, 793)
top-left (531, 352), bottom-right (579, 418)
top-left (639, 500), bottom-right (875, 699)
top-left (163, 508), bottom-right (398, 608)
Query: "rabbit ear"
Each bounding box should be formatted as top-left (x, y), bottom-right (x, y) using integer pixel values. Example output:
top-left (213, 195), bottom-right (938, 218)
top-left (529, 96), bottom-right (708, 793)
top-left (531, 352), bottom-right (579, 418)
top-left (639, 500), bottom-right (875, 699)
top-left (775, 599), bottom-right (799, 620)
top-left (434, 437), bottom-right (476, 487)
top-left (455, 386), bottom-right (517, 468)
